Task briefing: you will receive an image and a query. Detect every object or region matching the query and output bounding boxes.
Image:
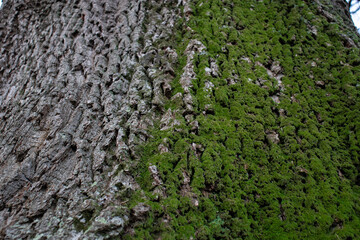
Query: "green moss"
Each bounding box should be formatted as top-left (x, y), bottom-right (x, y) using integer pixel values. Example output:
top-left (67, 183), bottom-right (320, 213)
top-left (125, 0), bottom-right (360, 239)
top-left (73, 209), bottom-right (95, 232)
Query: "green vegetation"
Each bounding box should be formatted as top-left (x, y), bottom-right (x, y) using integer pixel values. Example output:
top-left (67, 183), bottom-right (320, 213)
top-left (73, 209), bottom-right (96, 232)
top-left (127, 0), bottom-right (360, 239)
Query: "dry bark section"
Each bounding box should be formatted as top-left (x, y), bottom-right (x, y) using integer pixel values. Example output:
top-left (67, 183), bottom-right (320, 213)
top-left (0, 0), bottom-right (180, 239)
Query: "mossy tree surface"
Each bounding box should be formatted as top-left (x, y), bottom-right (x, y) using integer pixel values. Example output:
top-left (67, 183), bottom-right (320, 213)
top-left (128, 0), bottom-right (360, 239)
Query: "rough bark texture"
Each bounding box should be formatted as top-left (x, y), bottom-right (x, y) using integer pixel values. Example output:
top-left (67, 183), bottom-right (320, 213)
top-left (0, 0), bottom-right (359, 239)
top-left (0, 0), bottom-right (181, 239)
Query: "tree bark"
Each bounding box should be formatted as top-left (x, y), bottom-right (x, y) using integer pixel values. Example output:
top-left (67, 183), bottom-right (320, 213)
top-left (0, 0), bottom-right (179, 238)
top-left (0, 0), bottom-right (359, 239)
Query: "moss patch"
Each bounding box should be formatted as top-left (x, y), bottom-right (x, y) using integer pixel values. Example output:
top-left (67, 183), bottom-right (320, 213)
top-left (127, 0), bottom-right (360, 239)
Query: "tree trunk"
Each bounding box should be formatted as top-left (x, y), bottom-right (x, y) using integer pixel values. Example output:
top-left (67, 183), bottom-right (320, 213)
top-left (0, 0), bottom-right (359, 239)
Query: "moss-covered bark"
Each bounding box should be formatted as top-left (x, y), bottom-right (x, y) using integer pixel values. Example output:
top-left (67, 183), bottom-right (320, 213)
top-left (127, 0), bottom-right (360, 239)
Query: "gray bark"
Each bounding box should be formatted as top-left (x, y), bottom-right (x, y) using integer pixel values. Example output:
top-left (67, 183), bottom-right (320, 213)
top-left (0, 0), bottom-right (180, 239)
